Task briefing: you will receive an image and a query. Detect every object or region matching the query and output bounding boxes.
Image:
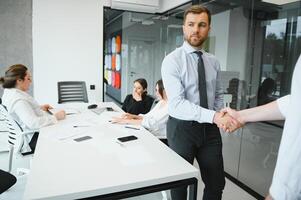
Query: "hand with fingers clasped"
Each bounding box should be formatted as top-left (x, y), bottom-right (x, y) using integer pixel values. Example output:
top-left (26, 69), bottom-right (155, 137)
top-left (213, 109), bottom-right (244, 133)
top-left (219, 107), bottom-right (245, 133)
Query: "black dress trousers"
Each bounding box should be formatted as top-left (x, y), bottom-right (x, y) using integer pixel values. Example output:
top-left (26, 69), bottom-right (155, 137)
top-left (167, 116), bottom-right (225, 200)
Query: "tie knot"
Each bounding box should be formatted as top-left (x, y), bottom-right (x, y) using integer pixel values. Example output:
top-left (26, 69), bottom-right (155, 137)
top-left (194, 51), bottom-right (203, 58)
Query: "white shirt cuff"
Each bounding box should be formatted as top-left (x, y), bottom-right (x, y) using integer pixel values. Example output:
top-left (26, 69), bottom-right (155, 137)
top-left (198, 109), bottom-right (216, 123)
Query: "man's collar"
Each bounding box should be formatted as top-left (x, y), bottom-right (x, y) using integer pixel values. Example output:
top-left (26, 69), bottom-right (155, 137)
top-left (182, 41), bottom-right (204, 54)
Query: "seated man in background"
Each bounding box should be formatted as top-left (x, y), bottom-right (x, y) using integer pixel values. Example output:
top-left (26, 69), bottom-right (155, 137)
top-left (122, 78), bottom-right (154, 115)
top-left (0, 64), bottom-right (66, 154)
top-left (113, 79), bottom-right (168, 139)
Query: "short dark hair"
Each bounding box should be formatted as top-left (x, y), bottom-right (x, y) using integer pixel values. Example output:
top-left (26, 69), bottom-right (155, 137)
top-left (0, 64), bottom-right (28, 88)
top-left (134, 78), bottom-right (148, 96)
top-left (183, 5), bottom-right (211, 25)
top-left (156, 79), bottom-right (164, 98)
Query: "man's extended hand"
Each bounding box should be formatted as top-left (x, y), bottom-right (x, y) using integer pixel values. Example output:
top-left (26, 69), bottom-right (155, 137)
top-left (219, 107), bottom-right (245, 132)
top-left (213, 112), bottom-right (234, 131)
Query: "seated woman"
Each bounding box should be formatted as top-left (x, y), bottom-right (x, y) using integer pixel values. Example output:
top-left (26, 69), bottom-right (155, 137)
top-left (113, 79), bottom-right (168, 138)
top-left (122, 78), bottom-right (154, 115)
top-left (0, 64), bottom-right (65, 153)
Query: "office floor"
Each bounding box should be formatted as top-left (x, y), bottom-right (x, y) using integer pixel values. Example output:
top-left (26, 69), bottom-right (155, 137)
top-left (0, 150), bottom-right (256, 200)
top-left (125, 161), bottom-right (257, 200)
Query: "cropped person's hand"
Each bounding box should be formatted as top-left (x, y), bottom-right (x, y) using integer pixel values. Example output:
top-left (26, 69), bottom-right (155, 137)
top-left (41, 104), bottom-right (53, 111)
top-left (132, 91), bottom-right (142, 101)
top-left (220, 107), bottom-right (245, 132)
top-left (213, 111), bottom-right (241, 133)
top-left (54, 110), bottom-right (66, 120)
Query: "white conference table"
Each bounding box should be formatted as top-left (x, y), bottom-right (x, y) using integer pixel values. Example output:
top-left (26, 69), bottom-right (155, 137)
top-left (23, 102), bottom-right (199, 200)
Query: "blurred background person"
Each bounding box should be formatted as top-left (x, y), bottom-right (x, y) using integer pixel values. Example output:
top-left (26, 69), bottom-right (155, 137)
top-left (122, 78), bottom-right (154, 115)
top-left (113, 79), bottom-right (168, 139)
top-left (0, 64), bottom-right (65, 154)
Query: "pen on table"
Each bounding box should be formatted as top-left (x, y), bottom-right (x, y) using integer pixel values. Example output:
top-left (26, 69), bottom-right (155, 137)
top-left (73, 125), bottom-right (90, 128)
top-left (124, 126), bottom-right (140, 130)
top-left (66, 113), bottom-right (77, 115)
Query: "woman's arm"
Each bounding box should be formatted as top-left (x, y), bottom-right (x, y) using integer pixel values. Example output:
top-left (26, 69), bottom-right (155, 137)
top-left (13, 100), bottom-right (57, 130)
top-left (111, 117), bottom-right (142, 125)
top-left (121, 113), bottom-right (143, 120)
top-left (238, 100), bottom-right (285, 123)
top-left (141, 103), bottom-right (168, 133)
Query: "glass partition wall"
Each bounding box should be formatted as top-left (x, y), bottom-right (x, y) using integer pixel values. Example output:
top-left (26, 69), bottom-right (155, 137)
top-left (104, 0), bottom-right (301, 197)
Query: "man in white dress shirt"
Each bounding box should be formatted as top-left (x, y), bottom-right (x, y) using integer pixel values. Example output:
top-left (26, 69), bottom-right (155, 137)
top-left (161, 5), bottom-right (234, 200)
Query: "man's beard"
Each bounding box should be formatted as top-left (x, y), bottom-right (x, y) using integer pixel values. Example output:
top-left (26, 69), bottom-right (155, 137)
top-left (185, 35), bottom-right (205, 48)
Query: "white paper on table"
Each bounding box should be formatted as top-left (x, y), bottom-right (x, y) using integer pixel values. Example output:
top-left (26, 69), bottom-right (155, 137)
top-left (49, 108), bottom-right (80, 115)
top-left (46, 123), bottom-right (91, 141)
top-left (53, 129), bottom-right (86, 141)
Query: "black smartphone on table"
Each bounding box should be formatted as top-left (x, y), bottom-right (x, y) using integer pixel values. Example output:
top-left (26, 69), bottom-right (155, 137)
top-left (106, 107), bottom-right (114, 111)
top-left (117, 135), bottom-right (138, 142)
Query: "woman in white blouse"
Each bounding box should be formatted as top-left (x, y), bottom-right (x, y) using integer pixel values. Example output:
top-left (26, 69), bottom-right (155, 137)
top-left (112, 79), bottom-right (168, 138)
top-left (0, 64), bottom-right (65, 153)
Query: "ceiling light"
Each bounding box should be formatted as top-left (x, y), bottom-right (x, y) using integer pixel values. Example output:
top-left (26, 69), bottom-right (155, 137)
top-left (142, 20), bottom-right (154, 25)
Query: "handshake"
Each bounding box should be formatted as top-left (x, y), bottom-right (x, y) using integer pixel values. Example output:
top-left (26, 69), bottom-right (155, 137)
top-left (214, 107), bottom-right (245, 133)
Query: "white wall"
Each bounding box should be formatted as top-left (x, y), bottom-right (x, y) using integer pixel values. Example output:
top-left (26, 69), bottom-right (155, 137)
top-left (32, 0), bottom-right (187, 105)
top-left (33, 0), bottom-right (106, 105)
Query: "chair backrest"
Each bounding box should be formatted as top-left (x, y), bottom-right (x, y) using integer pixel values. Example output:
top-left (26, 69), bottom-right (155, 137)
top-left (57, 81), bottom-right (88, 104)
top-left (0, 104), bottom-right (33, 172)
top-left (0, 104), bottom-right (21, 147)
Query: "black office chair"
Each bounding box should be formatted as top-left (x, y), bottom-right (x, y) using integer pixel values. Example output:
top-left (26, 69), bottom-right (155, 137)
top-left (57, 81), bottom-right (88, 104)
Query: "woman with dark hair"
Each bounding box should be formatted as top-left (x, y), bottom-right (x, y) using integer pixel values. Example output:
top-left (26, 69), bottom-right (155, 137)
top-left (0, 64), bottom-right (65, 153)
top-left (121, 78), bottom-right (154, 115)
top-left (113, 79), bottom-right (168, 137)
